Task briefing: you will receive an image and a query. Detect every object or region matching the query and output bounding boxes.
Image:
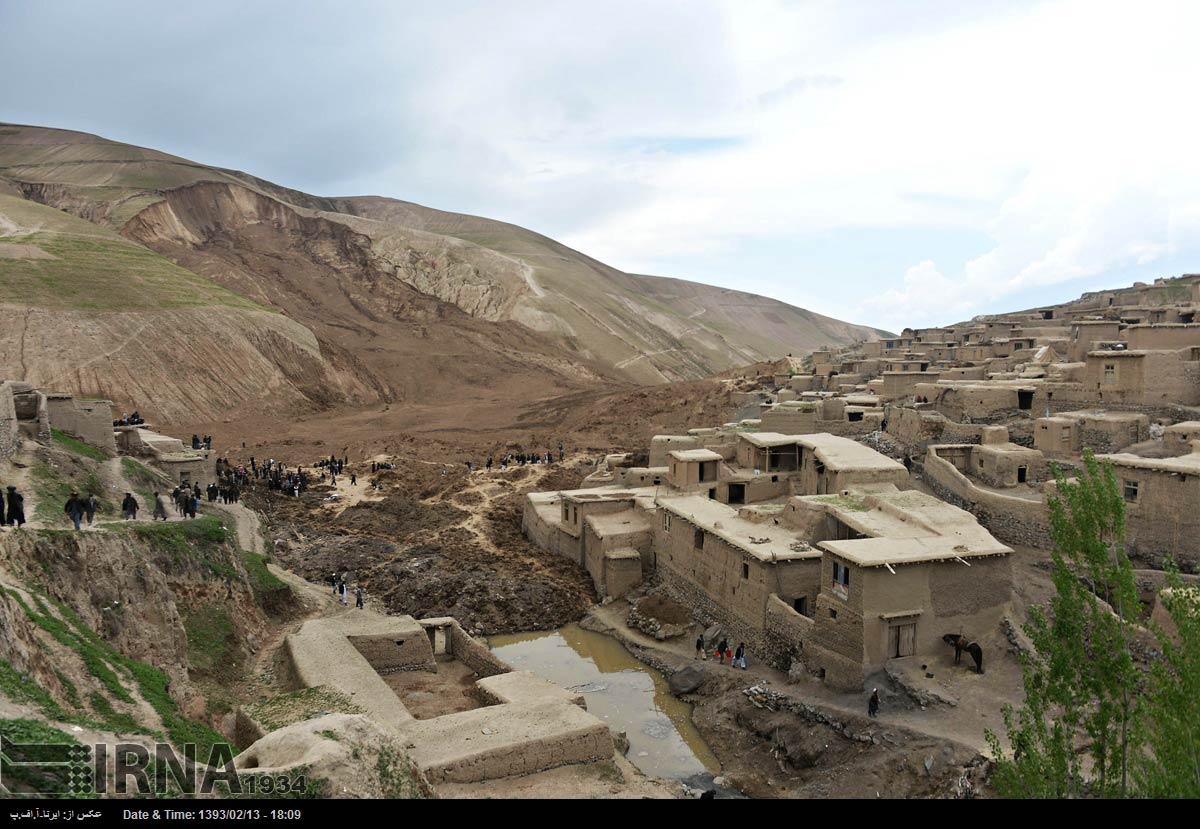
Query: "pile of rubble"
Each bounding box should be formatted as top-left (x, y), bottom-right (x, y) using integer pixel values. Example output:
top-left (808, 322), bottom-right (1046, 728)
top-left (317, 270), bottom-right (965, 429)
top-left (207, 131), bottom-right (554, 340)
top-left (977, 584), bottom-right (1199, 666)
top-left (743, 681), bottom-right (886, 746)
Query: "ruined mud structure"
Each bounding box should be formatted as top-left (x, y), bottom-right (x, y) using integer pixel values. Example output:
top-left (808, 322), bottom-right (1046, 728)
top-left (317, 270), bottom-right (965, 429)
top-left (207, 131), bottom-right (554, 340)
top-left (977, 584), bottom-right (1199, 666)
top-left (257, 613), bottom-right (617, 785)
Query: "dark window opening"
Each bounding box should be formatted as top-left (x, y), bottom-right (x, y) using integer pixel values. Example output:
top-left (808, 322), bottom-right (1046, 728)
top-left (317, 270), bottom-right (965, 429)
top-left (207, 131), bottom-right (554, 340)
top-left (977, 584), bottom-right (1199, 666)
top-left (1018, 390), bottom-right (1034, 410)
top-left (742, 563), bottom-right (749, 579)
top-left (829, 608), bottom-right (837, 619)
top-left (728, 483), bottom-right (745, 505)
top-left (1017, 465), bottom-right (1028, 484)
top-left (708, 488), bottom-right (717, 500)
top-left (694, 528), bottom-right (705, 548)
top-left (793, 597), bottom-right (808, 616)
top-left (1123, 480), bottom-right (1139, 503)
top-left (847, 411), bottom-right (864, 422)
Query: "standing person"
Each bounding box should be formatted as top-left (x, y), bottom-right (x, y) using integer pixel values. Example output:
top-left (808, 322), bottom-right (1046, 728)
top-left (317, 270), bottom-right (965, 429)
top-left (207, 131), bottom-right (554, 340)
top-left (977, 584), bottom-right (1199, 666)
top-left (339, 580), bottom-right (348, 606)
top-left (85, 493), bottom-right (98, 525)
top-left (350, 472), bottom-right (357, 486)
top-left (441, 465), bottom-right (447, 478)
top-left (331, 573), bottom-right (339, 597)
top-left (733, 642), bottom-right (747, 670)
top-left (153, 492), bottom-right (168, 521)
top-left (695, 634), bottom-right (707, 660)
top-left (355, 586), bottom-right (364, 609)
top-left (5, 486), bottom-right (24, 527)
top-left (716, 638), bottom-right (728, 665)
top-left (868, 688), bottom-right (880, 718)
top-left (64, 492), bottom-right (86, 531)
top-left (121, 492), bottom-right (139, 521)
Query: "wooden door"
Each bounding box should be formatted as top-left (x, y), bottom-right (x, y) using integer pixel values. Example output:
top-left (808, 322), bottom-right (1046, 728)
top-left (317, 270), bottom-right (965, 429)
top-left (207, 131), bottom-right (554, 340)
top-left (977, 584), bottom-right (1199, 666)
top-left (889, 623), bottom-right (916, 658)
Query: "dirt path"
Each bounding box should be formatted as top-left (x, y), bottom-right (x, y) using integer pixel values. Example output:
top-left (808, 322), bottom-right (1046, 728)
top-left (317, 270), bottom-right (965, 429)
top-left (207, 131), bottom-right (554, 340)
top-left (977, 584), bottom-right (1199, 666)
top-left (587, 599), bottom-right (1015, 756)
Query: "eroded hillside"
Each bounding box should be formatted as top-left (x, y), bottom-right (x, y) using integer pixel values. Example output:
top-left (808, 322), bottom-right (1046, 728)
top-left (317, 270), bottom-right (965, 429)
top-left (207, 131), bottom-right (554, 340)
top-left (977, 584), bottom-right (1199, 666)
top-left (0, 121), bottom-right (885, 428)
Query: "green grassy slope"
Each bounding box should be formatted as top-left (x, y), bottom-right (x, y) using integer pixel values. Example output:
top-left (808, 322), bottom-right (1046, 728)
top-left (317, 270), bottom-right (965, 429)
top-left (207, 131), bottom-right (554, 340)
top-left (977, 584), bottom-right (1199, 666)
top-left (0, 194), bottom-right (267, 312)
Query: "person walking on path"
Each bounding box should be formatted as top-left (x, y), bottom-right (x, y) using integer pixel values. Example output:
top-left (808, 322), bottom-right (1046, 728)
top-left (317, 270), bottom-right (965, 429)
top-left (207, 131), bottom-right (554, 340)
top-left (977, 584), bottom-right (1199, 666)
top-left (355, 586), bottom-right (364, 609)
top-left (152, 492), bottom-right (168, 521)
top-left (85, 493), bottom-right (98, 525)
top-left (868, 688), bottom-right (880, 718)
top-left (733, 642), bottom-right (747, 670)
top-left (5, 486), bottom-right (24, 527)
top-left (339, 581), bottom-right (348, 606)
top-left (695, 634), bottom-right (708, 660)
top-left (716, 638), bottom-right (728, 664)
top-left (121, 493), bottom-right (138, 521)
top-left (64, 491), bottom-right (86, 530)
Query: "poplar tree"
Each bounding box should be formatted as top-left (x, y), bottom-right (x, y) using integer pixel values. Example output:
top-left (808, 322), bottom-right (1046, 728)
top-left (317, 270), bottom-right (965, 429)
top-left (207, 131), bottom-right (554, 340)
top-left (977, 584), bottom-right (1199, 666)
top-left (1135, 571), bottom-right (1200, 797)
top-left (987, 450), bottom-right (1140, 797)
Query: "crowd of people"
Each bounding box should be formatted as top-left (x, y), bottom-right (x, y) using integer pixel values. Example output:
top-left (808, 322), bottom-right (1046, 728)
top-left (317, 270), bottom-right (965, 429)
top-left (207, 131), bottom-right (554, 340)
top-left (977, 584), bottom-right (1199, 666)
top-left (191, 434), bottom-right (213, 450)
top-left (217, 456), bottom-right (308, 497)
top-left (481, 442), bottom-right (565, 473)
top-left (112, 411), bottom-right (145, 427)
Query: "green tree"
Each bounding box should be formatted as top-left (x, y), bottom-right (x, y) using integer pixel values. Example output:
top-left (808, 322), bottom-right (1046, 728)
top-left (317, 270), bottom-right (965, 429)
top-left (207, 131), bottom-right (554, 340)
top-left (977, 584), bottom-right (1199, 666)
top-left (987, 450), bottom-right (1141, 797)
top-left (1134, 571), bottom-right (1200, 797)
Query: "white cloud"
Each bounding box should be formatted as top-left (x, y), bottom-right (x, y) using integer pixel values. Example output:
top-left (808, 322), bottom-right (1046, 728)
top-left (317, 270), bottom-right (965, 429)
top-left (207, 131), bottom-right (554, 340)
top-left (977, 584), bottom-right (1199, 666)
top-left (4, 0), bottom-right (1199, 330)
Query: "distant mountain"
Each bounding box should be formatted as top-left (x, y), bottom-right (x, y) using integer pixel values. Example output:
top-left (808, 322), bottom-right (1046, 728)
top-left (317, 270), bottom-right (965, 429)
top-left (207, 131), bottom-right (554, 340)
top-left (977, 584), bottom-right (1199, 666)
top-left (0, 122), bottom-right (886, 422)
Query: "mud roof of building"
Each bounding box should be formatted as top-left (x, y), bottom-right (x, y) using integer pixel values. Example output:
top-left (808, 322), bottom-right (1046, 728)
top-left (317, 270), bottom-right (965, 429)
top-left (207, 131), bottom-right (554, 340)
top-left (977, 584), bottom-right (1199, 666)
top-left (657, 495), bottom-right (818, 562)
top-left (1098, 451), bottom-right (1200, 474)
top-left (795, 433), bottom-right (907, 472)
top-left (584, 509), bottom-right (651, 538)
top-left (669, 448), bottom-right (723, 462)
top-left (1059, 409), bottom-right (1150, 422)
top-left (806, 488), bottom-right (1011, 567)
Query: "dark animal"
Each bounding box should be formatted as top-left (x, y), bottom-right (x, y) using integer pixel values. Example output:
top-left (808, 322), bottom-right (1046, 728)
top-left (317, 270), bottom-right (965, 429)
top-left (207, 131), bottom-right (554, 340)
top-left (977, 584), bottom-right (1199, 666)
top-left (942, 633), bottom-right (984, 674)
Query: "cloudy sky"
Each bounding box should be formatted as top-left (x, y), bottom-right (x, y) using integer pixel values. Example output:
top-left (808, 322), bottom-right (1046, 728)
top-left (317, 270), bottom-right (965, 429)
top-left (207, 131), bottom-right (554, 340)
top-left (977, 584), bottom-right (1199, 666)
top-left (3, 0), bottom-right (1198, 331)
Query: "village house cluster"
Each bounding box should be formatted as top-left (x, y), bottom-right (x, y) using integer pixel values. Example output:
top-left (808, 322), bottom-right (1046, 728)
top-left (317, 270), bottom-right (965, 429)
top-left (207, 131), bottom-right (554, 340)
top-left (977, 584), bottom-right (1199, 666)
top-left (522, 273), bottom-right (1200, 690)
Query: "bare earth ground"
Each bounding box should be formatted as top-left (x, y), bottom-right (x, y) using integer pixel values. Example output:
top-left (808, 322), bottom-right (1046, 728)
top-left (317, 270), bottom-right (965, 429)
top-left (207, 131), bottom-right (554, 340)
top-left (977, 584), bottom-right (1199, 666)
top-left (125, 376), bottom-right (1079, 797)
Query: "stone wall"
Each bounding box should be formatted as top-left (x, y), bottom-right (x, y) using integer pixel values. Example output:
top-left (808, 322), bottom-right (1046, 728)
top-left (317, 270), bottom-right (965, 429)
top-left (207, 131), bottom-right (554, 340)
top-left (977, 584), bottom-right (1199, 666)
top-left (762, 593), bottom-right (815, 670)
top-left (923, 447), bottom-right (1054, 549)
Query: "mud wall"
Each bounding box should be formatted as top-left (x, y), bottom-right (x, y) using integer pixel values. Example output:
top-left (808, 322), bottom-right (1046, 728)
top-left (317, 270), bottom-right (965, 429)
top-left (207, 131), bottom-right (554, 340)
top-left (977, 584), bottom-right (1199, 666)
top-left (46, 395), bottom-right (117, 454)
top-left (349, 633), bottom-right (437, 675)
top-left (448, 621), bottom-right (510, 678)
top-left (1115, 469), bottom-right (1200, 571)
top-left (0, 381), bottom-right (18, 459)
